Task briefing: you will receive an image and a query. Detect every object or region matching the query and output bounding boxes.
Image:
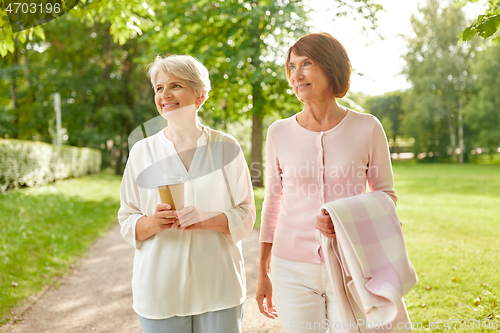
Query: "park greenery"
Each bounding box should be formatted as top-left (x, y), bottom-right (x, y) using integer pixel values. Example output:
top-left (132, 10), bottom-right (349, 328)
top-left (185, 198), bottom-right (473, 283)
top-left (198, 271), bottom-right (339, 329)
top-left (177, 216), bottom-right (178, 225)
top-left (394, 162), bottom-right (500, 333)
top-left (1, 0), bottom-right (499, 187)
top-left (0, 138), bottom-right (101, 192)
top-left (1, 163), bottom-right (499, 330)
top-left (0, 173), bottom-right (122, 325)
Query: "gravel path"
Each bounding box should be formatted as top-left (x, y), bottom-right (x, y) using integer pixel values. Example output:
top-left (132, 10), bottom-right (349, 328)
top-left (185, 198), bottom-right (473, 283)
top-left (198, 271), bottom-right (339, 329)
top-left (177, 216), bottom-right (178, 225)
top-left (1, 225), bottom-right (284, 333)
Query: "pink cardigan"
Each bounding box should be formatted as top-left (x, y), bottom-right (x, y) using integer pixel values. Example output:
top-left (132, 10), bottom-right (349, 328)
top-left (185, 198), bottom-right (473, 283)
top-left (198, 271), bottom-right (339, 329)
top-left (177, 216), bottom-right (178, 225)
top-left (260, 109), bottom-right (397, 263)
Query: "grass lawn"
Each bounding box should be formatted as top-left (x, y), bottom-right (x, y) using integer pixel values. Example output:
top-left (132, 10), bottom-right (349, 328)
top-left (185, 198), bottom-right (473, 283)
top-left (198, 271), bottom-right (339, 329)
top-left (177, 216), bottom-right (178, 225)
top-left (393, 162), bottom-right (500, 332)
top-left (253, 162), bottom-right (500, 332)
top-left (0, 173), bottom-right (122, 325)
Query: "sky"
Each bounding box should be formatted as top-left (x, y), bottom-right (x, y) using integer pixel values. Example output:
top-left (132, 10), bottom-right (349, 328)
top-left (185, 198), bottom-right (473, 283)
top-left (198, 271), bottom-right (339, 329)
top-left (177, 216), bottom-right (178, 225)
top-left (306, 0), bottom-right (485, 96)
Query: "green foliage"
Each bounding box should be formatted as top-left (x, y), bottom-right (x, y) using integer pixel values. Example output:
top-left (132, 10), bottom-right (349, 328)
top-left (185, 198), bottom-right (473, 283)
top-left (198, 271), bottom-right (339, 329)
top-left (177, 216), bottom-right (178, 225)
top-left (0, 173), bottom-right (121, 325)
top-left (1, 0), bottom-right (388, 177)
top-left (0, 138), bottom-right (101, 192)
top-left (457, 0), bottom-right (500, 45)
top-left (365, 91), bottom-right (404, 153)
top-left (140, 0), bottom-right (310, 186)
top-left (403, 0), bottom-right (478, 162)
top-left (0, 0), bottom-right (155, 57)
top-left (463, 45), bottom-right (500, 152)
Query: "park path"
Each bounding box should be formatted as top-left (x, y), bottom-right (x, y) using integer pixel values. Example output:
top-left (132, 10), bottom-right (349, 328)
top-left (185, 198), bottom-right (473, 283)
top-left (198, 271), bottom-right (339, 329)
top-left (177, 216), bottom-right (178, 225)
top-left (2, 225), bottom-right (284, 333)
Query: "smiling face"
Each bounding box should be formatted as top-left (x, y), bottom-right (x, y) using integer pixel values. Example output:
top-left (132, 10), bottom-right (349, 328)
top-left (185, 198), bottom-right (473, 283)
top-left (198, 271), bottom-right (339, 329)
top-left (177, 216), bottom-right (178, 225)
top-left (288, 52), bottom-right (331, 103)
top-left (154, 71), bottom-right (203, 115)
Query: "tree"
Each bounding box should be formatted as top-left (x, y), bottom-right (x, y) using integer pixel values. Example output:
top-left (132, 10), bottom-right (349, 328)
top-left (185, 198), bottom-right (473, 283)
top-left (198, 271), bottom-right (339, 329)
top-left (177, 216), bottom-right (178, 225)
top-left (0, 0), bottom-right (155, 57)
top-left (463, 45), bottom-right (500, 153)
top-left (1, 0), bottom-right (159, 173)
top-left (457, 0), bottom-right (500, 45)
top-left (0, 26), bottom-right (47, 140)
top-left (2, 0), bottom-right (387, 178)
top-left (365, 91), bottom-right (403, 154)
top-left (145, 0), bottom-right (308, 187)
top-left (147, 0), bottom-right (385, 186)
top-left (403, 0), bottom-right (477, 162)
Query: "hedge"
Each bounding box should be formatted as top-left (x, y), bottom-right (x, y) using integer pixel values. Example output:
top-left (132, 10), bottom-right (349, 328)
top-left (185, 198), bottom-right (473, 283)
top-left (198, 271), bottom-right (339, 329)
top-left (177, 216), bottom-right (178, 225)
top-left (0, 139), bottom-right (101, 192)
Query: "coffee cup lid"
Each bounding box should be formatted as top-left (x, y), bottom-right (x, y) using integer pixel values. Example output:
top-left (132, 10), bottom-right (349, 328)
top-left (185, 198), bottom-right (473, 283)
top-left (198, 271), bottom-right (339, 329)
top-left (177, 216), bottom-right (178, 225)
top-left (157, 176), bottom-right (186, 186)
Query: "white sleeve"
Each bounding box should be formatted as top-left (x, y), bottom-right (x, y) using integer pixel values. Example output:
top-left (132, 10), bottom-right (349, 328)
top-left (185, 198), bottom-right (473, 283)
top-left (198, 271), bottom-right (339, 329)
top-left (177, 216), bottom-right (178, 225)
top-left (222, 149), bottom-right (256, 245)
top-left (117, 156), bottom-right (144, 250)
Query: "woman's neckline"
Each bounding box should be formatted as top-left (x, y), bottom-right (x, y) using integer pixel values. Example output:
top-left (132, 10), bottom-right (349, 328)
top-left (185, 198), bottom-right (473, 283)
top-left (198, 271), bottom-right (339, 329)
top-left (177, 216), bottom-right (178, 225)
top-left (294, 108), bottom-right (350, 133)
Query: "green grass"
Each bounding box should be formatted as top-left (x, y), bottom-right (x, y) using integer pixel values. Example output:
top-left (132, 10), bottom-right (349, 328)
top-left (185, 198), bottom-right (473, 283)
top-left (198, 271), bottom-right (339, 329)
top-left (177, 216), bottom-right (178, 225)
top-left (393, 162), bottom-right (500, 332)
top-left (253, 162), bottom-right (500, 332)
top-left (0, 173), bottom-right (122, 325)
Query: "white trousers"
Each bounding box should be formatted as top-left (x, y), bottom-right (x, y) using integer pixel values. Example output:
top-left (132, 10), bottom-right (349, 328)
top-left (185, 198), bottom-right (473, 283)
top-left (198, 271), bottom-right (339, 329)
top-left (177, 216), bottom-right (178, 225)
top-left (271, 255), bottom-right (346, 333)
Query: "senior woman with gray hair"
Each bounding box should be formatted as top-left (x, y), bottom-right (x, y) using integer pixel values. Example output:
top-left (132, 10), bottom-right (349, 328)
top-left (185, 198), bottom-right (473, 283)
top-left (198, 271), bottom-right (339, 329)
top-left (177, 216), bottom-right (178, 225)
top-left (118, 54), bottom-right (255, 333)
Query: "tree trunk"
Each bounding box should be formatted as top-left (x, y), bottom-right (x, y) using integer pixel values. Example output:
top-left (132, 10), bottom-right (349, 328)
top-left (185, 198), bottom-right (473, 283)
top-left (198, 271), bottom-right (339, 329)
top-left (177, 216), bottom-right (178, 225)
top-left (10, 37), bottom-right (19, 139)
top-left (447, 107), bottom-right (457, 162)
top-left (251, 107), bottom-right (263, 187)
top-left (458, 94), bottom-right (464, 163)
top-left (114, 141), bottom-right (125, 175)
top-left (392, 134), bottom-right (398, 156)
top-left (249, 3), bottom-right (264, 187)
top-left (114, 41), bottom-right (137, 175)
top-left (9, 80), bottom-right (18, 138)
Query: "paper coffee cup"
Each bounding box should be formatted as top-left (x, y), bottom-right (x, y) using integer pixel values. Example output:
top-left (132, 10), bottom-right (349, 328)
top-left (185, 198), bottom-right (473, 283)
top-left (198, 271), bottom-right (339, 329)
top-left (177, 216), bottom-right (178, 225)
top-left (158, 176), bottom-right (185, 211)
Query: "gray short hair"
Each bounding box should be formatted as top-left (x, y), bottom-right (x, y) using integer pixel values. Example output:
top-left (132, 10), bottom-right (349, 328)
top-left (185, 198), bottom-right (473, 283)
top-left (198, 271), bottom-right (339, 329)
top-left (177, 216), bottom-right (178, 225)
top-left (147, 55), bottom-right (211, 101)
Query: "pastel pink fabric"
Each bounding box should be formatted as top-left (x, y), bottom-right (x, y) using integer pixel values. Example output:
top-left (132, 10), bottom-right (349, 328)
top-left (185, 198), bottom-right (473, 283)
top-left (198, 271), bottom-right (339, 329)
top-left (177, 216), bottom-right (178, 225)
top-left (259, 110), bottom-right (397, 264)
top-left (320, 191), bottom-right (417, 332)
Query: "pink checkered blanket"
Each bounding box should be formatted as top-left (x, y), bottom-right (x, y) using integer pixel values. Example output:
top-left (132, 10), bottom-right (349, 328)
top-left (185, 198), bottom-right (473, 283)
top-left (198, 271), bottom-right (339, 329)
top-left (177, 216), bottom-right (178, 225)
top-left (320, 191), bottom-right (417, 332)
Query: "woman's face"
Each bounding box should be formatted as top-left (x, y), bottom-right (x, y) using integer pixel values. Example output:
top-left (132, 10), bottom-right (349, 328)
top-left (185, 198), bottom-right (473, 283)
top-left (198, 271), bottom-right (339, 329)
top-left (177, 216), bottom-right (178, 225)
top-left (154, 71), bottom-right (202, 115)
top-left (288, 52), bottom-right (331, 103)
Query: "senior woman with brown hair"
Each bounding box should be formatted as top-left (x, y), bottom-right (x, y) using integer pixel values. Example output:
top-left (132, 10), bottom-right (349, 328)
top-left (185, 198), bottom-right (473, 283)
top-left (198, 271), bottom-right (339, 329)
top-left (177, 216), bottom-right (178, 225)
top-left (118, 54), bottom-right (255, 333)
top-left (256, 33), bottom-right (397, 332)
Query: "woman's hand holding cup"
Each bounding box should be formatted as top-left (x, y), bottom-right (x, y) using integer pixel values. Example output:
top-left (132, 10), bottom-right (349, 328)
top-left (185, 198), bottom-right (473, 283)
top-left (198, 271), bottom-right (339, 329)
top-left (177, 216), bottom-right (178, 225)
top-left (152, 203), bottom-right (179, 231)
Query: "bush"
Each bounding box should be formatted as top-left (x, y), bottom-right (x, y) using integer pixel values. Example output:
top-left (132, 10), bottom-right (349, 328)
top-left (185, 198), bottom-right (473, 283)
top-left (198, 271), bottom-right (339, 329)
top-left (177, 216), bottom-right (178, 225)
top-left (0, 139), bottom-right (101, 192)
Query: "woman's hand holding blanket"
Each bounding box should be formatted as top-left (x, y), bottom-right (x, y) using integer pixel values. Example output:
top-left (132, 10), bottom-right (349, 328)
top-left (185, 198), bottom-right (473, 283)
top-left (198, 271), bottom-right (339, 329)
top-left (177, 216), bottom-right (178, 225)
top-left (315, 211), bottom-right (336, 238)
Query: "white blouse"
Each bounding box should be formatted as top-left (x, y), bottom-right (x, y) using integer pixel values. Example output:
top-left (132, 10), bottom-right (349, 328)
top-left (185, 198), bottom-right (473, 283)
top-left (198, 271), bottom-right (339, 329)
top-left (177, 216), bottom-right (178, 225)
top-left (118, 126), bottom-right (255, 319)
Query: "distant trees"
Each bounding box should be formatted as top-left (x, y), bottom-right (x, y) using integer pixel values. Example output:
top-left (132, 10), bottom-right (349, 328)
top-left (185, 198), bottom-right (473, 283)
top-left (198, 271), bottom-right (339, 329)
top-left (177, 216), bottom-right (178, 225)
top-left (364, 0), bottom-right (499, 163)
top-left (3, 0), bottom-right (497, 169)
top-left (365, 92), bottom-right (403, 154)
top-left (145, 0), bottom-right (309, 186)
top-left (463, 45), bottom-right (500, 154)
top-left (403, 0), bottom-right (476, 162)
top-left (1, 0), bottom-right (389, 178)
top-left (1, 0), bottom-right (310, 178)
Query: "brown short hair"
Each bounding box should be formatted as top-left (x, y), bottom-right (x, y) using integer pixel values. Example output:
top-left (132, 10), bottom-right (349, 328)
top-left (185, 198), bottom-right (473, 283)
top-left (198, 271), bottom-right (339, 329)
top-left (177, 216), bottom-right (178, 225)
top-left (285, 33), bottom-right (352, 98)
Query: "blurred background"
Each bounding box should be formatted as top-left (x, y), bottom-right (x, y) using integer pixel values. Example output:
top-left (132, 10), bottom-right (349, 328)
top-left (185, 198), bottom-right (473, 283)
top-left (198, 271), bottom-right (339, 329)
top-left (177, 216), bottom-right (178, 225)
top-left (1, 0), bottom-right (499, 185)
